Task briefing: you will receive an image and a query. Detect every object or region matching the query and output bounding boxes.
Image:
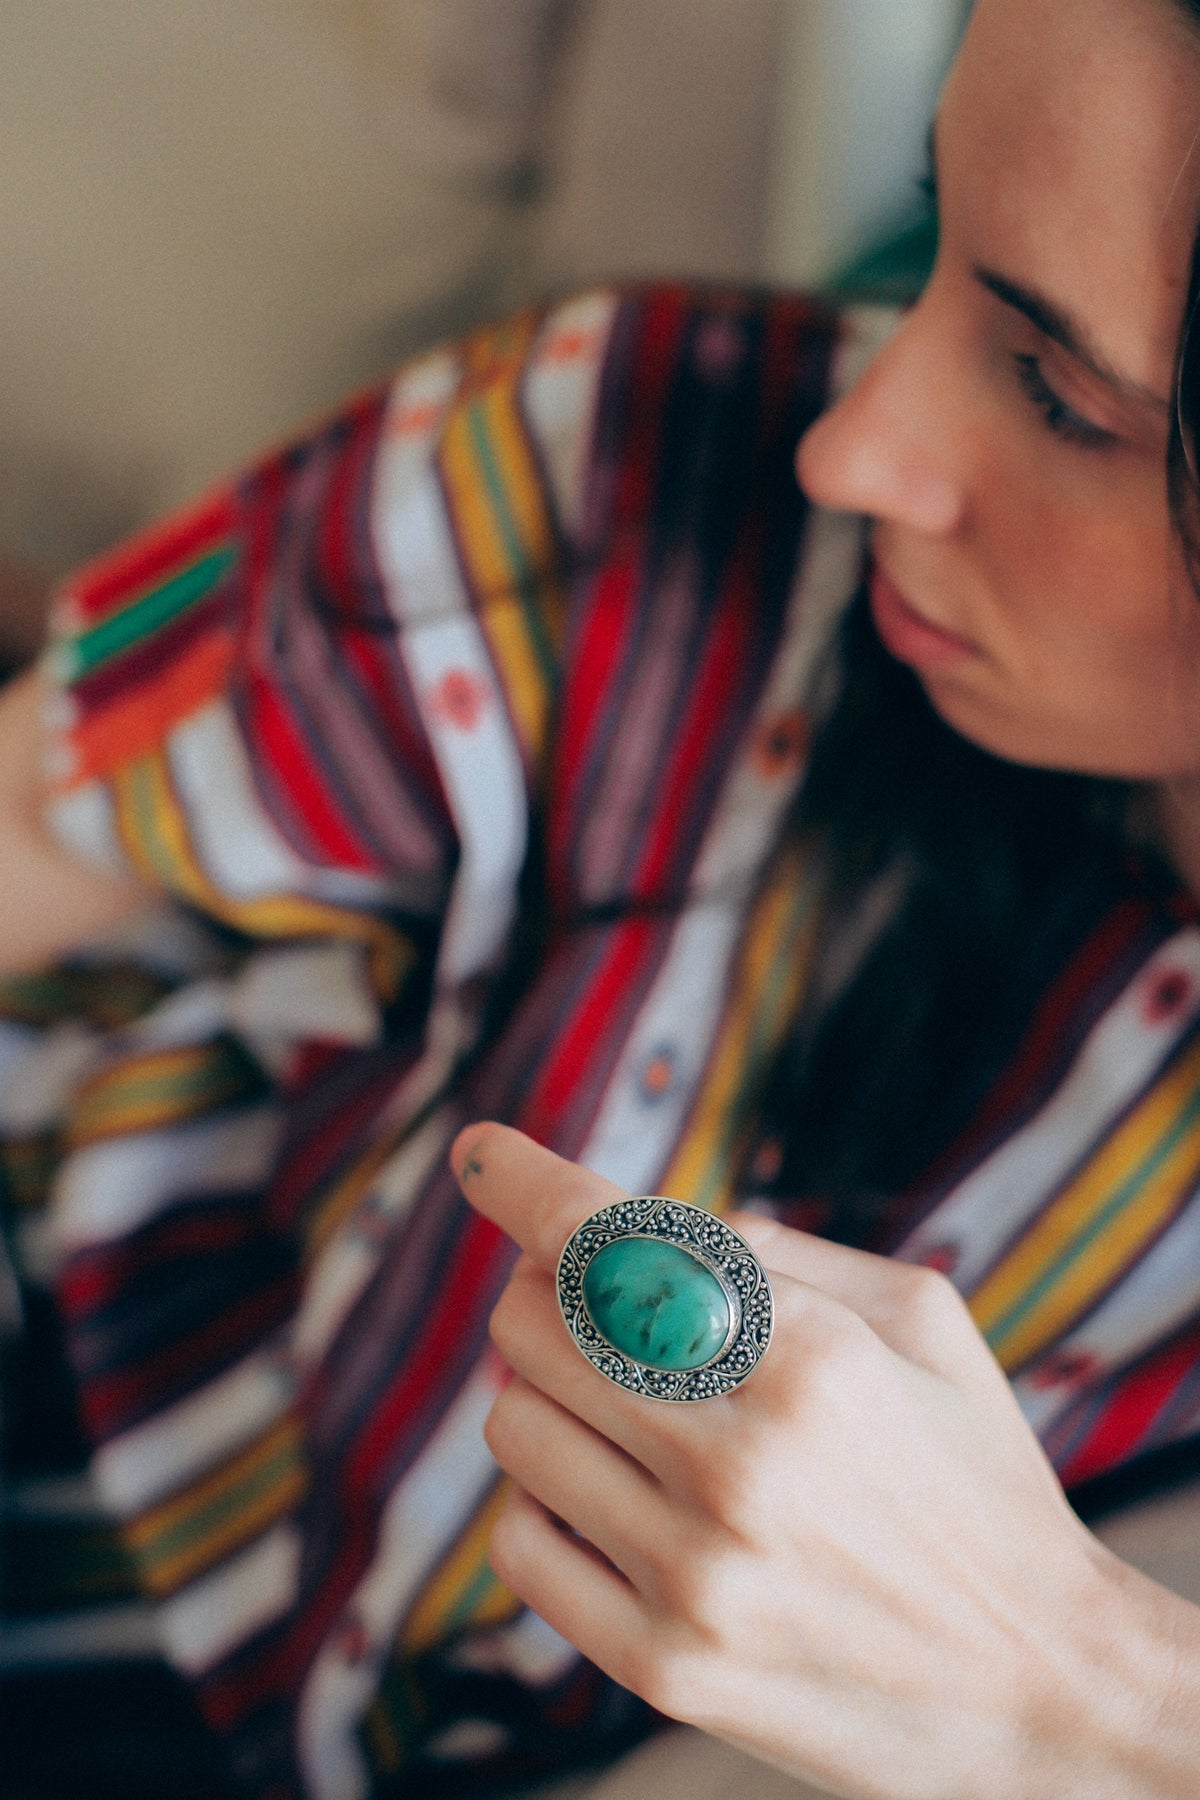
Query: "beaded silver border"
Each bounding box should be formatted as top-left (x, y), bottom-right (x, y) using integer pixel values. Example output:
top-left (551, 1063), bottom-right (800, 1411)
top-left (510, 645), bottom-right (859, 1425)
top-left (555, 1196), bottom-right (774, 1402)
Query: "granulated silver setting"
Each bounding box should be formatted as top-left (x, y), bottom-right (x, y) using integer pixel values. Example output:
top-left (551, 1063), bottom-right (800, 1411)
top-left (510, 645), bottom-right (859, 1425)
top-left (556, 1196), bottom-right (774, 1403)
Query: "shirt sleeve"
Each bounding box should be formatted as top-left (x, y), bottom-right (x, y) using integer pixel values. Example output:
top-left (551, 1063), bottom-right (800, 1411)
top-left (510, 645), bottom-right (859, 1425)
top-left (40, 291), bottom-right (622, 999)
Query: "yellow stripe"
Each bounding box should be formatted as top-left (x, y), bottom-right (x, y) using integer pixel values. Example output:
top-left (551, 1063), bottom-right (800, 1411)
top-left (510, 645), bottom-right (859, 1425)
top-left (302, 1127), bottom-right (404, 1264)
top-left (126, 1417), bottom-right (306, 1596)
top-left (439, 318), bottom-right (564, 762)
top-left (971, 1034), bottom-right (1200, 1370)
top-left (401, 1479), bottom-right (518, 1653)
top-left (662, 850), bottom-right (817, 1213)
top-left (68, 1042), bottom-right (259, 1145)
top-left (111, 750), bottom-right (414, 997)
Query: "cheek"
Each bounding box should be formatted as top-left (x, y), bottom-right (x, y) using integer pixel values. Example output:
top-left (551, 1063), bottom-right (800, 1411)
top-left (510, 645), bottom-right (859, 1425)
top-left (939, 458), bottom-right (1200, 775)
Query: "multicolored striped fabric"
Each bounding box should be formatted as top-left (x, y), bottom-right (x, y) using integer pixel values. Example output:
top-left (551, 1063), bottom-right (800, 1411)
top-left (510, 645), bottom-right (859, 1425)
top-left (4, 285), bottom-right (1200, 1798)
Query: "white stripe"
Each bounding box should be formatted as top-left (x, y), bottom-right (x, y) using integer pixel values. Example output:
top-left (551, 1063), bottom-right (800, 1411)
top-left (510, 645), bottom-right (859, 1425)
top-left (582, 897), bottom-right (753, 1194)
top-left (582, 504), bottom-right (860, 1195)
top-left (372, 400), bottom-right (528, 988)
top-left (690, 508), bottom-right (865, 899)
top-left (292, 1112), bottom-right (452, 1368)
top-left (0, 1022), bottom-right (100, 1132)
top-left (45, 778), bottom-right (134, 878)
top-left (897, 928), bottom-right (1200, 1289)
top-left (523, 291), bottom-right (620, 538)
top-left (93, 1342), bottom-right (295, 1516)
top-left (1010, 1183), bottom-right (1200, 1444)
top-left (167, 701), bottom-right (398, 911)
top-left (445, 1606), bottom-right (578, 1686)
top-left (158, 1523), bottom-right (301, 1675)
top-left (51, 1105), bottom-right (282, 1250)
top-left (0, 1604), bottom-right (163, 1668)
top-left (376, 347), bottom-right (463, 518)
top-left (296, 1357), bottom-right (504, 1800)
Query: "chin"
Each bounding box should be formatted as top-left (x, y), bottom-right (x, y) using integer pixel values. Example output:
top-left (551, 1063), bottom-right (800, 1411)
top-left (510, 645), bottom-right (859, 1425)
top-left (916, 675), bottom-right (1125, 777)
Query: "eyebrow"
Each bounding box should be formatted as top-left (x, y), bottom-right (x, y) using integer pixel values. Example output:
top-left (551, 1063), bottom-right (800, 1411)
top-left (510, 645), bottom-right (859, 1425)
top-left (924, 118), bottom-right (1172, 418)
top-left (973, 267), bottom-right (1171, 416)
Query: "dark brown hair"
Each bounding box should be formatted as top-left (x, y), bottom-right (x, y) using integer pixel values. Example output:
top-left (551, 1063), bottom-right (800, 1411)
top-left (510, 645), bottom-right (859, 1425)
top-left (1171, 0), bottom-right (1200, 586)
top-left (766, 14), bottom-right (1200, 1236)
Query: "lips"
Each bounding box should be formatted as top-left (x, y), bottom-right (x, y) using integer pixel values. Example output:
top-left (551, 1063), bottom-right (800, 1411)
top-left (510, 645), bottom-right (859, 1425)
top-left (867, 562), bottom-right (979, 672)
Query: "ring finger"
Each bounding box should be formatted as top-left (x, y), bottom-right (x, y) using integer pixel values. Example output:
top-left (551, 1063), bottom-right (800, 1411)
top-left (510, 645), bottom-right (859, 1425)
top-left (486, 1375), bottom-right (675, 1596)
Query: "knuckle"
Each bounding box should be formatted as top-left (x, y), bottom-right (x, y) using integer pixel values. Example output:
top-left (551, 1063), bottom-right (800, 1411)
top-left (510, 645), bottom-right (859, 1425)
top-left (790, 1310), bottom-right (875, 1411)
top-left (487, 1285), bottom-right (521, 1357)
top-left (485, 1496), bottom-right (526, 1585)
top-left (689, 1434), bottom-right (757, 1517)
top-left (894, 1261), bottom-right (968, 1341)
top-left (623, 1639), bottom-right (701, 1720)
top-left (689, 1435), bottom-right (777, 1537)
top-left (482, 1386), bottom-right (520, 1463)
top-left (659, 1542), bottom-right (742, 1639)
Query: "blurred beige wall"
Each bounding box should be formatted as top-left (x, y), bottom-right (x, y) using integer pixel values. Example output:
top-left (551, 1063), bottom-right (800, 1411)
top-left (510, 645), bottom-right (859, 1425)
top-left (0, 0), bottom-right (783, 585)
top-left (0, 0), bottom-right (959, 623)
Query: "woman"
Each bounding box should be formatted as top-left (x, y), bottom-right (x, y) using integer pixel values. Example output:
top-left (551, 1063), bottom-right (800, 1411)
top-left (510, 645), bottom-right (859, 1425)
top-left (7, 0), bottom-right (1200, 1796)
top-left (453, 1), bottom-right (1200, 1794)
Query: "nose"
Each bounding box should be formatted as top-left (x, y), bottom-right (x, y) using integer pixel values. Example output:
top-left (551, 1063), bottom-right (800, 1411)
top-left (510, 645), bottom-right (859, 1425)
top-left (796, 305), bottom-right (966, 537)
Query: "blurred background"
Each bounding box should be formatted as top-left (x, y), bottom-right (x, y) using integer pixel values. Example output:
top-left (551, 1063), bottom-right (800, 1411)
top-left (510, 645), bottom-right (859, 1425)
top-left (0, 0), bottom-right (970, 659)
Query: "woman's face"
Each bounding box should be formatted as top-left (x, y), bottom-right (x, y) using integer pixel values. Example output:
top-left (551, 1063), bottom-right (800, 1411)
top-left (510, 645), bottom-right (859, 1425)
top-left (797, 0), bottom-right (1200, 779)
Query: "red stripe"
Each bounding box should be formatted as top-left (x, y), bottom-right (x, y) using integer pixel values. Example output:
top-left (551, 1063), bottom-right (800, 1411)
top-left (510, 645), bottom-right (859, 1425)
top-left (241, 670), bottom-right (375, 872)
top-left (341, 1211), bottom-right (507, 1497)
top-left (610, 289), bottom-right (689, 534)
top-left (1059, 1321), bottom-right (1200, 1485)
top-left (196, 1219), bottom-right (511, 1731)
top-left (329, 403), bottom-right (449, 821)
top-left (519, 916), bottom-right (658, 1138)
top-left (265, 1055), bottom-right (415, 1231)
top-left (631, 566), bottom-right (756, 901)
top-left (549, 556), bottom-right (637, 900)
top-left (58, 1212), bottom-right (261, 1313)
top-left (77, 1271), bottom-right (296, 1441)
top-left (66, 488), bottom-right (239, 623)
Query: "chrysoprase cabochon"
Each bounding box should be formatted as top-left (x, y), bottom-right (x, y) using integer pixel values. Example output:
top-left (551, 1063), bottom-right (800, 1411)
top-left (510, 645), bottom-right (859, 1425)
top-left (581, 1236), bottom-right (739, 1373)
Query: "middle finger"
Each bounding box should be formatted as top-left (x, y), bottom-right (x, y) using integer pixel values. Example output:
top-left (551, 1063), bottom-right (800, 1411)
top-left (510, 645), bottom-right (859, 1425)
top-left (486, 1375), bottom-right (675, 1596)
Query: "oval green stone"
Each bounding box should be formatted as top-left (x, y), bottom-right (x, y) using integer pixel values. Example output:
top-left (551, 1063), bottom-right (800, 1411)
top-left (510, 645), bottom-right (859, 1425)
top-left (582, 1237), bottom-right (733, 1372)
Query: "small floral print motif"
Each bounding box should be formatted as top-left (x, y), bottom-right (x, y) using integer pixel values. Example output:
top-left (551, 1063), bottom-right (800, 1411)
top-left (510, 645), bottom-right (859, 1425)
top-left (331, 1614), bottom-right (371, 1664)
top-left (638, 1045), bottom-right (679, 1105)
top-left (748, 1136), bottom-right (785, 1185)
top-left (428, 667), bottom-right (492, 733)
top-left (541, 325), bottom-right (602, 366)
top-left (390, 398), bottom-right (444, 439)
top-left (1142, 965), bottom-right (1196, 1026)
top-left (1027, 1348), bottom-right (1100, 1392)
top-left (922, 1244), bottom-right (960, 1278)
top-left (693, 318), bottom-right (745, 384)
top-left (752, 710), bottom-right (810, 781)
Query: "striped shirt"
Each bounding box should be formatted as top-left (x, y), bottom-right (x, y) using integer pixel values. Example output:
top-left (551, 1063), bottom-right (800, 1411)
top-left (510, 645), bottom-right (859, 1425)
top-left (4, 285), bottom-right (1200, 1798)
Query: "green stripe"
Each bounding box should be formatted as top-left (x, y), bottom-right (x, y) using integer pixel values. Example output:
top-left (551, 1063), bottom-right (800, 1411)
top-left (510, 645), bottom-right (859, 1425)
top-left (67, 544), bottom-right (237, 681)
top-left (986, 1079), bottom-right (1200, 1356)
top-left (446, 1557), bottom-right (503, 1637)
top-left (136, 1437), bottom-right (300, 1577)
top-left (467, 405), bottom-right (558, 684)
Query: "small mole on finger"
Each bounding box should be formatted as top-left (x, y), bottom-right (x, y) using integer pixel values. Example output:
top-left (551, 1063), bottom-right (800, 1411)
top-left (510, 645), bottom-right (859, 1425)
top-left (461, 1141), bottom-right (486, 1180)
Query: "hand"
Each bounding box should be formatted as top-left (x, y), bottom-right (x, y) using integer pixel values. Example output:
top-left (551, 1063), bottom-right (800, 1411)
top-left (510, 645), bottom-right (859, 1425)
top-left (452, 1123), bottom-right (1191, 1800)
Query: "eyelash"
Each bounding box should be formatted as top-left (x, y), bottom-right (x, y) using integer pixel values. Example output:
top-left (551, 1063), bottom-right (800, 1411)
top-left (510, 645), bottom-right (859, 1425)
top-left (915, 152), bottom-right (1118, 454)
top-left (1012, 354), bottom-right (1115, 451)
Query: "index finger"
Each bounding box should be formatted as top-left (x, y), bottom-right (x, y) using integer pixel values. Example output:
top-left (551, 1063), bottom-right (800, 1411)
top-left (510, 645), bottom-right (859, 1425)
top-left (451, 1122), bottom-right (630, 1269)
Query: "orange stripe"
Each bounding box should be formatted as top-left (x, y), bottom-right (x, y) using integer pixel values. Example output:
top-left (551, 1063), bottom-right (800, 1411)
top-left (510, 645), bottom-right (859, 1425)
top-left (60, 629), bottom-right (238, 787)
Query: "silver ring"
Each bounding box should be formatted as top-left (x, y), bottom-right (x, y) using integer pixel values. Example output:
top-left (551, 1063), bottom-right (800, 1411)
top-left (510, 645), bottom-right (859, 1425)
top-left (556, 1195), bottom-right (774, 1402)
